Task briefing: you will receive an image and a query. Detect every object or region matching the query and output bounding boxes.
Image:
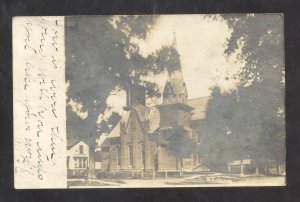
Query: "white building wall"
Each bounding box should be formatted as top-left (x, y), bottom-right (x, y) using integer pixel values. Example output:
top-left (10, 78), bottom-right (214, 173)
top-left (67, 141), bottom-right (89, 169)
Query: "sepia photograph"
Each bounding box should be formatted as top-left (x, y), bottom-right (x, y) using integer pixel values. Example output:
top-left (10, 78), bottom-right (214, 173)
top-left (65, 14), bottom-right (285, 188)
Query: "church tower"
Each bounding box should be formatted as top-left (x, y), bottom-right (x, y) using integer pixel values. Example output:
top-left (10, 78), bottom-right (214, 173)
top-left (162, 31), bottom-right (188, 105)
top-left (155, 31), bottom-right (195, 171)
top-left (163, 68), bottom-right (188, 105)
top-left (158, 31), bottom-right (192, 129)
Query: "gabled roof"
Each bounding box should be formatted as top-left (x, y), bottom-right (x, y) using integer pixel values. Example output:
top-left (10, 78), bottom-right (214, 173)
top-left (187, 96), bottom-right (212, 120)
top-left (106, 110), bottom-right (131, 138)
top-left (163, 81), bottom-right (176, 96)
top-left (99, 110), bottom-right (132, 148)
top-left (100, 105), bottom-right (161, 148)
top-left (163, 70), bottom-right (187, 100)
top-left (99, 95), bottom-right (212, 148)
top-left (101, 136), bottom-right (120, 148)
top-left (67, 137), bottom-right (88, 149)
top-left (134, 105), bottom-right (151, 123)
top-left (148, 107), bottom-right (160, 133)
top-left (170, 78), bottom-right (185, 97)
top-left (133, 105), bottom-right (161, 133)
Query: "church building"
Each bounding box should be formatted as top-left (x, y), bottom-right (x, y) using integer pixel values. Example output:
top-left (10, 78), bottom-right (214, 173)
top-left (98, 34), bottom-right (211, 173)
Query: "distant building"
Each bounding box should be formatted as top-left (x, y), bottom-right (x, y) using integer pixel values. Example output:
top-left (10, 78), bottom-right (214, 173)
top-left (227, 159), bottom-right (257, 175)
top-left (227, 159), bottom-right (285, 176)
top-left (67, 138), bottom-right (90, 178)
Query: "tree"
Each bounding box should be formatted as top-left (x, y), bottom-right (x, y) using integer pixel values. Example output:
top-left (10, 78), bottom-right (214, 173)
top-left (66, 16), bottom-right (166, 145)
top-left (159, 123), bottom-right (197, 176)
top-left (202, 14), bottom-right (285, 174)
top-left (224, 14), bottom-right (285, 173)
top-left (201, 87), bottom-right (238, 172)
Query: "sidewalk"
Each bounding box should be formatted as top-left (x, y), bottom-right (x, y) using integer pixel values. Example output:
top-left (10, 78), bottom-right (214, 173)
top-left (68, 174), bottom-right (285, 188)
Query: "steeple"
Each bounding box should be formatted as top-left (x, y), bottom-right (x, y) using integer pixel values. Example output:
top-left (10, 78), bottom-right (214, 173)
top-left (162, 29), bottom-right (188, 105)
top-left (158, 28), bottom-right (189, 105)
top-left (163, 70), bottom-right (188, 104)
top-left (157, 29), bottom-right (193, 129)
top-left (172, 32), bottom-right (177, 48)
top-left (171, 25), bottom-right (177, 48)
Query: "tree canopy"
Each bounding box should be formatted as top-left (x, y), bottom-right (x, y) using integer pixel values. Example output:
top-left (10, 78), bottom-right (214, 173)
top-left (160, 123), bottom-right (197, 160)
top-left (66, 16), bottom-right (180, 146)
top-left (202, 14), bottom-right (285, 171)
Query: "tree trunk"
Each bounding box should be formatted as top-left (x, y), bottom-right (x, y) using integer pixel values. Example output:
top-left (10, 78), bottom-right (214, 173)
top-left (240, 159), bottom-right (244, 177)
top-left (88, 151), bottom-right (96, 179)
top-left (255, 167), bottom-right (259, 176)
top-left (276, 161), bottom-right (280, 174)
top-left (264, 159), bottom-right (269, 176)
top-left (180, 158), bottom-right (183, 177)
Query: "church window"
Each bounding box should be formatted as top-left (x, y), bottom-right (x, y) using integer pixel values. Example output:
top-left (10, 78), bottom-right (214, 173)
top-left (116, 146), bottom-right (121, 166)
top-left (197, 154), bottom-right (201, 165)
top-left (140, 143), bottom-right (145, 166)
top-left (128, 144), bottom-right (133, 166)
top-left (197, 132), bottom-right (202, 143)
top-left (130, 117), bottom-right (136, 130)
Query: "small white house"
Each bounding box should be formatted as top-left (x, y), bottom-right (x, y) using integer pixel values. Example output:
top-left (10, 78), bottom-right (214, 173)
top-left (67, 138), bottom-right (89, 178)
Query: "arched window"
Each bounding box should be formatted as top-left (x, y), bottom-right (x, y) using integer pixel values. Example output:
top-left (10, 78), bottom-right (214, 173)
top-left (128, 144), bottom-right (133, 166)
top-left (116, 146), bottom-right (121, 166)
top-left (197, 131), bottom-right (202, 143)
top-left (140, 143), bottom-right (145, 166)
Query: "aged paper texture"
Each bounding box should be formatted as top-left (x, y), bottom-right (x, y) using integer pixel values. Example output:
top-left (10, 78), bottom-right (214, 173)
top-left (14, 14), bottom-right (285, 188)
top-left (13, 16), bottom-right (66, 189)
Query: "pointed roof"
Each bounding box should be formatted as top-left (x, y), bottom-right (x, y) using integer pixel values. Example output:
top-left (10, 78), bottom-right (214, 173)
top-left (99, 104), bottom-right (162, 148)
top-left (163, 69), bottom-right (188, 103)
top-left (67, 137), bottom-right (88, 149)
top-left (171, 30), bottom-right (177, 48)
top-left (147, 107), bottom-right (160, 133)
top-left (162, 30), bottom-right (187, 101)
top-left (106, 110), bottom-right (131, 138)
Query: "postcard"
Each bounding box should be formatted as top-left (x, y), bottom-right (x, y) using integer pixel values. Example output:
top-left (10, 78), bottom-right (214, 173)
top-left (13, 14), bottom-right (285, 188)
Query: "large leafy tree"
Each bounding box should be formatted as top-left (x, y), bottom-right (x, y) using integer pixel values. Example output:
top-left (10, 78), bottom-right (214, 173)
top-left (200, 87), bottom-right (238, 172)
top-left (202, 14), bottom-right (285, 172)
top-left (66, 16), bottom-right (180, 146)
top-left (66, 16), bottom-right (163, 145)
top-left (224, 14), bottom-right (285, 165)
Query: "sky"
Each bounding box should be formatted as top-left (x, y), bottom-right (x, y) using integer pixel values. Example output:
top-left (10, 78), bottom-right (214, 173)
top-left (106, 15), bottom-right (243, 113)
top-left (69, 15), bottom-right (244, 120)
top-left (134, 15), bottom-right (242, 98)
